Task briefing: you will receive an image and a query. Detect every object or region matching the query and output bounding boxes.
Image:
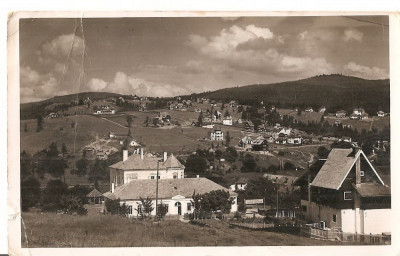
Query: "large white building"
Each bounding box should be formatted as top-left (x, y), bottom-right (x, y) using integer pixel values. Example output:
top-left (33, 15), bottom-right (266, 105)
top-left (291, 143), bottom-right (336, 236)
top-left (104, 178), bottom-right (238, 217)
top-left (109, 150), bottom-right (185, 191)
top-left (105, 149), bottom-right (238, 217)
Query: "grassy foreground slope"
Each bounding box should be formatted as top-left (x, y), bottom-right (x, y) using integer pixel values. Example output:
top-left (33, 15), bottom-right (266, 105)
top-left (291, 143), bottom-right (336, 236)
top-left (21, 212), bottom-right (341, 247)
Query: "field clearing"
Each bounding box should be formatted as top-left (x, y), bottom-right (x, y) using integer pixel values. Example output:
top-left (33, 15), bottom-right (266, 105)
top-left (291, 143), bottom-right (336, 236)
top-left (20, 115), bottom-right (128, 154)
top-left (21, 212), bottom-right (342, 247)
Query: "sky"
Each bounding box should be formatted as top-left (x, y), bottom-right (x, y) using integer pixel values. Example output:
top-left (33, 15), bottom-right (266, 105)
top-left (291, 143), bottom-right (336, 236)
top-left (19, 16), bottom-right (389, 103)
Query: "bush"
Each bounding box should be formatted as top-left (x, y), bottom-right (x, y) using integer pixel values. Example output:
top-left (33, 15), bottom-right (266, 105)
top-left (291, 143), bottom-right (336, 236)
top-left (21, 177), bottom-right (41, 211)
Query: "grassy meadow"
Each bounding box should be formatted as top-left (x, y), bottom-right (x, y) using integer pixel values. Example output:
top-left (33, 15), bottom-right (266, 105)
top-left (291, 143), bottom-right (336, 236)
top-left (21, 212), bottom-right (342, 247)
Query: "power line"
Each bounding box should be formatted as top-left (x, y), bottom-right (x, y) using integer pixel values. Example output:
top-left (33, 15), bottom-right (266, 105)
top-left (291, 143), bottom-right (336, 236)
top-left (343, 16), bottom-right (389, 27)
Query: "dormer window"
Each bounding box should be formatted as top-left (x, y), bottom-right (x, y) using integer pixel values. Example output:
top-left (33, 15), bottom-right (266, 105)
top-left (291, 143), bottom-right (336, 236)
top-left (360, 171), bottom-right (365, 177)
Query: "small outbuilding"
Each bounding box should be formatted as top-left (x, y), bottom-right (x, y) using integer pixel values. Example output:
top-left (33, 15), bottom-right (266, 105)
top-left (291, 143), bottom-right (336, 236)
top-left (86, 188), bottom-right (105, 204)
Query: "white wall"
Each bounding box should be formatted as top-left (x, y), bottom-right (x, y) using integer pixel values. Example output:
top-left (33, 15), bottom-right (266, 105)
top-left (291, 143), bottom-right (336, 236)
top-left (363, 209), bottom-right (391, 234)
top-left (122, 195), bottom-right (238, 217)
top-left (123, 168), bottom-right (184, 182)
top-left (341, 209), bottom-right (356, 233)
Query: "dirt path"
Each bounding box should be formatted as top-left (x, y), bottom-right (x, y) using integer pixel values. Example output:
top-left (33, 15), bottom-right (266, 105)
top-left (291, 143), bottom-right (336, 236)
top-left (99, 117), bottom-right (128, 129)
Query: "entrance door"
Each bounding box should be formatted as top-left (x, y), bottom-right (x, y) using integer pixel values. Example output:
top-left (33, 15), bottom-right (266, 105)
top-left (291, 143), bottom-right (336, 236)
top-left (175, 202), bottom-right (182, 215)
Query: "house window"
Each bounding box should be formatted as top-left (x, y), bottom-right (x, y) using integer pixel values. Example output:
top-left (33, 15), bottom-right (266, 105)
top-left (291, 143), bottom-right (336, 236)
top-left (128, 205), bottom-right (133, 215)
top-left (344, 191), bottom-right (353, 200)
top-left (137, 204), bottom-right (142, 214)
top-left (360, 171), bottom-right (365, 177)
top-left (333, 214), bottom-right (337, 223)
top-left (187, 203), bottom-right (192, 211)
top-left (150, 176), bottom-right (155, 179)
top-left (302, 205), bottom-right (307, 212)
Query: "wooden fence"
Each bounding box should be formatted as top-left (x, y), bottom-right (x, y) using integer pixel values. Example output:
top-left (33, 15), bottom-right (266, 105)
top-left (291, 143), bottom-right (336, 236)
top-left (300, 226), bottom-right (391, 245)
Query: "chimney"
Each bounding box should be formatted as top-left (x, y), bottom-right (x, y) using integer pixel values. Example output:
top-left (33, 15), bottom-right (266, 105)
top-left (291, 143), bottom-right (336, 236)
top-left (123, 150), bottom-right (128, 162)
top-left (111, 182), bottom-right (115, 193)
top-left (163, 152), bottom-right (168, 162)
top-left (140, 148), bottom-right (144, 160)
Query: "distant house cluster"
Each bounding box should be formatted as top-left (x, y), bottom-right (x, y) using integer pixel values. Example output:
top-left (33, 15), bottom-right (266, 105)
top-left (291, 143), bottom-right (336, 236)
top-left (93, 105), bottom-right (116, 115)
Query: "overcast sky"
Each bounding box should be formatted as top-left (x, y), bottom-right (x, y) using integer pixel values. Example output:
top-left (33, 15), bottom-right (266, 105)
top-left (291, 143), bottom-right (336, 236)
top-left (19, 16), bottom-right (389, 103)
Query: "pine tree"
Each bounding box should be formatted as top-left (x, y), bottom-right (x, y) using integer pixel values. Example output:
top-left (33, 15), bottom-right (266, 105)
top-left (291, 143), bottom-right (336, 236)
top-left (225, 131), bottom-right (231, 147)
top-left (36, 115), bottom-right (43, 132)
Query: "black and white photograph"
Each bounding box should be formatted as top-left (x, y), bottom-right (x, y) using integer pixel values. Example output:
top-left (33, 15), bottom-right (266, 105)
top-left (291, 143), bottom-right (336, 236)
top-left (6, 11), bottom-right (399, 255)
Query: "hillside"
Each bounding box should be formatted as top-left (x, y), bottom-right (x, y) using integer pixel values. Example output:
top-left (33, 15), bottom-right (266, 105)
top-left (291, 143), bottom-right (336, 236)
top-left (20, 92), bottom-right (121, 120)
top-left (190, 74), bottom-right (390, 114)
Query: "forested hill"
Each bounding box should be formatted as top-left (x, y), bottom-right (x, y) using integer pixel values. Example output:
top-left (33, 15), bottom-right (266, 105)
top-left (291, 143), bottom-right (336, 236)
top-left (189, 74), bottom-right (390, 114)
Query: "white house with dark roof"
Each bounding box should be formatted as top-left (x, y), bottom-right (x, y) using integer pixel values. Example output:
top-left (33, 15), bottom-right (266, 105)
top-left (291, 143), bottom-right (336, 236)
top-left (297, 148), bottom-right (390, 235)
top-left (109, 150), bottom-right (185, 191)
top-left (104, 178), bottom-right (238, 217)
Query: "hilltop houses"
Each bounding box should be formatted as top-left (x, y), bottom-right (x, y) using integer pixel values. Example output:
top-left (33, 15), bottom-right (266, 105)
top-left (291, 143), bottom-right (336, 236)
top-left (296, 148), bottom-right (390, 235)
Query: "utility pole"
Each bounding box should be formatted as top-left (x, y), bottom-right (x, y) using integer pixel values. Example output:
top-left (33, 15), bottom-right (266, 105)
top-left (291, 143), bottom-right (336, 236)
top-left (155, 160), bottom-right (160, 221)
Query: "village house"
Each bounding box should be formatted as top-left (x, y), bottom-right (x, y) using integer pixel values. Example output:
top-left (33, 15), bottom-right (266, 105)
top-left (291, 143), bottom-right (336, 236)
top-left (251, 137), bottom-right (269, 151)
top-left (109, 150), bottom-right (185, 190)
top-left (194, 108), bottom-right (202, 113)
top-left (47, 112), bottom-right (59, 119)
top-left (239, 136), bottom-right (255, 151)
top-left (244, 121), bottom-right (255, 132)
top-left (287, 135), bottom-right (302, 145)
top-left (305, 107), bottom-right (314, 112)
top-left (104, 177), bottom-right (238, 217)
top-left (230, 177), bottom-right (249, 191)
top-left (377, 110), bottom-right (388, 117)
top-left (264, 170), bottom-right (304, 188)
top-left (96, 151), bottom-right (109, 160)
top-left (210, 129), bottom-right (224, 141)
top-left (139, 104), bottom-right (148, 112)
top-left (353, 108), bottom-right (365, 115)
top-left (229, 100), bottom-right (237, 108)
top-left (86, 188), bottom-right (105, 205)
top-left (296, 148), bottom-right (390, 235)
top-left (275, 133), bottom-right (288, 144)
top-left (319, 106), bottom-right (327, 113)
top-left (336, 110), bottom-right (347, 118)
top-left (222, 116), bottom-right (233, 126)
top-left (334, 120), bottom-right (342, 126)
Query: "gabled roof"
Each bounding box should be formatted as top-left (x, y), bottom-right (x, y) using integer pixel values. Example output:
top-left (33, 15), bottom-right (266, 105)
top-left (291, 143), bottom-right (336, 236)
top-left (86, 188), bottom-right (104, 198)
top-left (311, 148), bottom-right (384, 190)
top-left (110, 154), bottom-right (184, 170)
top-left (103, 178), bottom-right (237, 200)
top-left (163, 154), bottom-right (184, 169)
top-left (311, 148), bottom-right (357, 190)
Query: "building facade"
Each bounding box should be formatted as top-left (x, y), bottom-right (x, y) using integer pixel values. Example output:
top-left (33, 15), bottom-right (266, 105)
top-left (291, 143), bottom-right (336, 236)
top-left (297, 148), bottom-right (391, 235)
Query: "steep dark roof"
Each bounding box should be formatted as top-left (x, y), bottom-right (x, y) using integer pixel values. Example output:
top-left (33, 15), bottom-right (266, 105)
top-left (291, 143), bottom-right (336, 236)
top-left (103, 178), bottom-right (237, 200)
top-left (311, 148), bottom-right (356, 190)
